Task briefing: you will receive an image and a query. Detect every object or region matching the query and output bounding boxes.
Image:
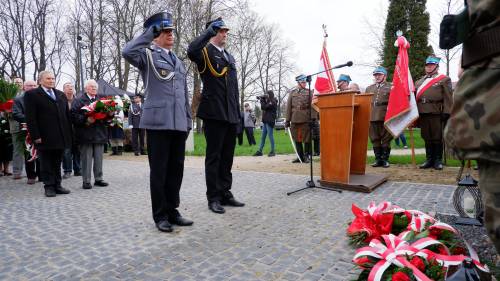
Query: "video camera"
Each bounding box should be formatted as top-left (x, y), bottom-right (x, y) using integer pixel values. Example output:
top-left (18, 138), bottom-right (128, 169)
top-left (256, 95), bottom-right (268, 101)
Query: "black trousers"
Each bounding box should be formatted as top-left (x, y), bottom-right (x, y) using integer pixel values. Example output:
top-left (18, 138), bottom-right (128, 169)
top-left (244, 127), bottom-right (256, 145)
top-left (132, 128), bottom-right (145, 153)
top-left (25, 154), bottom-right (39, 179)
top-left (204, 120), bottom-right (237, 202)
top-left (146, 129), bottom-right (187, 223)
top-left (38, 149), bottom-right (63, 188)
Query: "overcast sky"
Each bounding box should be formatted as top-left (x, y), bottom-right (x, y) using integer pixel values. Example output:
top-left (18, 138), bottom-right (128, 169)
top-left (248, 0), bottom-right (462, 89)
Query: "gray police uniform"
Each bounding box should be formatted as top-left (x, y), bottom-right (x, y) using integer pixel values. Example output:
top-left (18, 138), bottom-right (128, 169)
top-left (122, 26), bottom-right (192, 224)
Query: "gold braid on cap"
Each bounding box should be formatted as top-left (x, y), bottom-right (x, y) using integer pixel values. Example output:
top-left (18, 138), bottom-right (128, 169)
top-left (199, 47), bottom-right (228, 77)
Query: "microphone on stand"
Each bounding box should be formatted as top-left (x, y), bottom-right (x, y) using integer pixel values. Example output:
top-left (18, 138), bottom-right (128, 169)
top-left (331, 61), bottom-right (353, 69)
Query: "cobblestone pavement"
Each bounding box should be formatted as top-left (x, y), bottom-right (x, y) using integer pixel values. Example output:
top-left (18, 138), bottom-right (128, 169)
top-left (0, 160), bottom-right (456, 281)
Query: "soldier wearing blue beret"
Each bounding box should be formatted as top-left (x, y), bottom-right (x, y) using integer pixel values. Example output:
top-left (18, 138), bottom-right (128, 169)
top-left (122, 11), bottom-right (193, 233)
top-left (365, 66), bottom-right (393, 168)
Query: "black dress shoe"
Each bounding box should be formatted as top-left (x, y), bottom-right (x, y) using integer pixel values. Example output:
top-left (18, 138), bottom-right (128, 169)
top-left (74, 171), bottom-right (81, 176)
top-left (94, 180), bottom-right (109, 187)
top-left (168, 215), bottom-right (193, 226)
top-left (44, 188), bottom-right (56, 197)
top-left (156, 220), bottom-right (173, 232)
top-left (221, 197), bottom-right (245, 207)
top-left (134, 152), bottom-right (140, 156)
top-left (55, 186), bottom-right (71, 194)
top-left (82, 182), bottom-right (93, 189)
top-left (208, 201), bottom-right (225, 214)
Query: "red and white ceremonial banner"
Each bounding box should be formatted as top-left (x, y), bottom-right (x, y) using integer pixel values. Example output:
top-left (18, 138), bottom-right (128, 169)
top-left (314, 39), bottom-right (337, 94)
top-left (384, 36), bottom-right (419, 137)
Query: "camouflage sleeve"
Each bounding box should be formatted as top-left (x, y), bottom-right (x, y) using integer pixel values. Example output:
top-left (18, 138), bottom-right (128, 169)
top-left (442, 77), bottom-right (453, 114)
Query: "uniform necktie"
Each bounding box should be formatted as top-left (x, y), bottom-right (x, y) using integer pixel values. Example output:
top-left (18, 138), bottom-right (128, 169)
top-left (169, 51), bottom-right (176, 66)
top-left (47, 89), bottom-right (56, 100)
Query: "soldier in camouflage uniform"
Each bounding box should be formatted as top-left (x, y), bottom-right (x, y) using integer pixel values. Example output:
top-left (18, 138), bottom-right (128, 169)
top-left (286, 74), bottom-right (312, 163)
top-left (414, 56), bottom-right (453, 170)
top-left (444, 0), bottom-right (500, 252)
top-left (366, 66), bottom-right (393, 168)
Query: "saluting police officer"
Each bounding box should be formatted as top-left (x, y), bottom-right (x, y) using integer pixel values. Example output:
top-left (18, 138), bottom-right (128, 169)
top-left (187, 17), bottom-right (245, 214)
top-left (414, 56), bottom-right (453, 170)
top-left (122, 11), bottom-right (193, 233)
top-left (365, 66), bottom-right (393, 168)
top-left (285, 74), bottom-right (312, 164)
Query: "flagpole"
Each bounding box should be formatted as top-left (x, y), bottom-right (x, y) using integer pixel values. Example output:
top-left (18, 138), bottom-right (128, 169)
top-left (409, 127), bottom-right (416, 167)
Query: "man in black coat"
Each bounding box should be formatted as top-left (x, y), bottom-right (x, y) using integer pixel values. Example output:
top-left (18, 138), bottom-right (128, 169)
top-left (71, 79), bottom-right (109, 190)
top-left (188, 17), bottom-right (245, 214)
top-left (24, 71), bottom-right (72, 197)
top-left (128, 94), bottom-right (145, 156)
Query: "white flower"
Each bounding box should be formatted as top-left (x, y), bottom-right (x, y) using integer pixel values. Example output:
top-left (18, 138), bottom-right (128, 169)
top-left (1, 120), bottom-right (6, 124)
top-left (4, 130), bottom-right (9, 133)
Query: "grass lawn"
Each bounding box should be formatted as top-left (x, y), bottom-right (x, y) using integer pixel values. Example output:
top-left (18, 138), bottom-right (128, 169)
top-left (188, 128), bottom-right (425, 156)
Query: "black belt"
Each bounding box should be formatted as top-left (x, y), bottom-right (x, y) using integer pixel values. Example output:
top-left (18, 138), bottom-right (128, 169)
top-left (418, 98), bottom-right (443, 104)
top-left (462, 25), bottom-right (500, 68)
top-left (373, 102), bottom-right (388, 106)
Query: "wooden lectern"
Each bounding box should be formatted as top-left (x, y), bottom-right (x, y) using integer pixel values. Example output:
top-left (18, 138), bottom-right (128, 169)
top-left (315, 91), bottom-right (387, 192)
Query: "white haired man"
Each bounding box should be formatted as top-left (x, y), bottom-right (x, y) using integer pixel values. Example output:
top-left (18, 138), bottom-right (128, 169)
top-left (71, 79), bottom-right (109, 190)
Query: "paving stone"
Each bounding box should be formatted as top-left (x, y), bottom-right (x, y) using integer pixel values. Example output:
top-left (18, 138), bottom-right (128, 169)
top-left (0, 159), bottom-right (457, 280)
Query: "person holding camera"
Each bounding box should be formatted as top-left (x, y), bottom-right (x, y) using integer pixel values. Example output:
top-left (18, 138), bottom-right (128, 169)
top-left (123, 11), bottom-right (193, 232)
top-left (188, 17), bottom-right (245, 214)
top-left (243, 103), bottom-right (256, 145)
top-left (253, 90), bottom-right (277, 157)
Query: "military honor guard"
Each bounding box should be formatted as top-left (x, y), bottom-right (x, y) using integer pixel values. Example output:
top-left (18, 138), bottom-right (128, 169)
top-left (365, 66), bottom-right (393, 168)
top-left (415, 56), bottom-right (453, 170)
top-left (187, 17), bottom-right (245, 214)
top-left (285, 74), bottom-right (312, 164)
top-left (122, 11), bottom-right (193, 232)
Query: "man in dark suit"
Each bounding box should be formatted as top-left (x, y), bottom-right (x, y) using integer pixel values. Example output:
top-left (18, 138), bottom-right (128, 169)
top-left (71, 79), bottom-right (109, 190)
top-left (24, 71), bottom-right (72, 197)
top-left (188, 17), bottom-right (245, 214)
top-left (123, 11), bottom-right (193, 232)
top-left (128, 94), bottom-right (145, 156)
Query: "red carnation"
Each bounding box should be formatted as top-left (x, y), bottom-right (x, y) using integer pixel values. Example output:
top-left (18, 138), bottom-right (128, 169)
top-left (93, 112), bottom-right (107, 120)
top-left (392, 271), bottom-right (411, 281)
top-left (451, 246), bottom-right (466, 255)
top-left (438, 246), bottom-right (449, 255)
top-left (429, 228), bottom-right (441, 238)
top-left (355, 257), bottom-right (372, 269)
top-left (410, 256), bottom-right (425, 272)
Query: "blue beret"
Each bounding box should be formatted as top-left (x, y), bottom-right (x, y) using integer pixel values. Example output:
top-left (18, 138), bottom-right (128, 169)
top-left (337, 74), bottom-right (352, 82)
top-left (425, 56), bottom-right (440, 65)
top-left (295, 74), bottom-right (307, 82)
top-left (373, 66), bottom-right (387, 75)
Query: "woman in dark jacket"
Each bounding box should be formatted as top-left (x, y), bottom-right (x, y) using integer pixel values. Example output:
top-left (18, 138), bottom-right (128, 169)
top-left (253, 90), bottom-right (277, 157)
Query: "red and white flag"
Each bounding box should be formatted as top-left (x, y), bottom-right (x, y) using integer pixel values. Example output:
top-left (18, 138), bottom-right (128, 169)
top-left (314, 39), bottom-right (337, 94)
top-left (384, 36), bottom-right (419, 137)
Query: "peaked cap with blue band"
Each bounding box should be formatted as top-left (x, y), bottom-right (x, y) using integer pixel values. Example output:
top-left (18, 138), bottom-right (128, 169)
top-left (372, 66), bottom-right (387, 76)
top-left (337, 74), bottom-right (352, 82)
top-left (205, 17), bottom-right (230, 30)
top-left (144, 11), bottom-right (175, 30)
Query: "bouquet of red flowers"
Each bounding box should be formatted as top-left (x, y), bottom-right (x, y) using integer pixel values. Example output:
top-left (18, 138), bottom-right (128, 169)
top-left (81, 98), bottom-right (118, 124)
top-left (0, 78), bottom-right (20, 112)
top-left (348, 202), bottom-right (491, 281)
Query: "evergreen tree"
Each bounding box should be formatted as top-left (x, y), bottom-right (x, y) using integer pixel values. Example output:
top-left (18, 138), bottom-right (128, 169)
top-left (381, 0), bottom-right (433, 81)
